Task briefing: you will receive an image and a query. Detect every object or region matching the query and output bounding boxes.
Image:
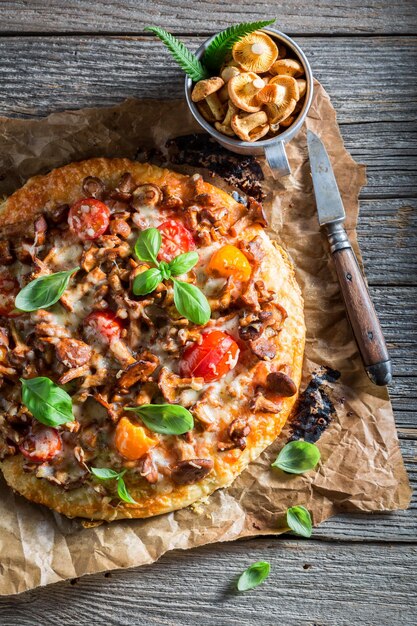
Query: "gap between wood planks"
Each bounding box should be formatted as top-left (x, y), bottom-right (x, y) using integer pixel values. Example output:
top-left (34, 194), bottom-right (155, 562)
top-left (0, 31), bottom-right (415, 38)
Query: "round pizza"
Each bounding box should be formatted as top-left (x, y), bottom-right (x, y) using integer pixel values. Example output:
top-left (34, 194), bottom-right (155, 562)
top-left (0, 158), bottom-right (305, 520)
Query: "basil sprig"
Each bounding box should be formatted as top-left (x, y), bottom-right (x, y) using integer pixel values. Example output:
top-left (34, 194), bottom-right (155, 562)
top-left (271, 441), bottom-right (321, 475)
top-left (132, 229), bottom-right (210, 325)
top-left (20, 376), bottom-right (74, 427)
top-left (286, 505), bottom-right (313, 538)
top-left (237, 561), bottom-right (270, 592)
top-left (15, 267), bottom-right (79, 312)
top-left (91, 467), bottom-right (137, 504)
top-left (126, 403), bottom-right (193, 435)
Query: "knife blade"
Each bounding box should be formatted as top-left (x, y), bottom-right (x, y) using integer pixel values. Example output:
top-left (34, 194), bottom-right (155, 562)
top-left (307, 129), bottom-right (392, 386)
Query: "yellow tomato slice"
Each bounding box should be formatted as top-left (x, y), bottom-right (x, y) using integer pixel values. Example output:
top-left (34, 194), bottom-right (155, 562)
top-left (114, 417), bottom-right (157, 461)
top-left (206, 244), bottom-right (252, 281)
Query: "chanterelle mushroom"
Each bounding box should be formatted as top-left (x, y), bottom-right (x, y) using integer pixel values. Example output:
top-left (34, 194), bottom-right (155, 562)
top-left (231, 111), bottom-right (269, 142)
top-left (232, 31), bottom-right (278, 73)
top-left (264, 76), bottom-right (300, 125)
top-left (215, 101), bottom-right (238, 137)
top-left (228, 72), bottom-right (265, 113)
top-left (191, 77), bottom-right (224, 102)
top-left (270, 58), bottom-right (304, 78)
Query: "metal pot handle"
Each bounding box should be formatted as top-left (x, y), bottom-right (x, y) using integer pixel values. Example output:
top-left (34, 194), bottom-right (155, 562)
top-left (264, 141), bottom-right (291, 178)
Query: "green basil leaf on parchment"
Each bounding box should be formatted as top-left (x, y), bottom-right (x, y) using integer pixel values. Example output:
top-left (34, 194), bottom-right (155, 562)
top-left (173, 279), bottom-right (211, 325)
top-left (126, 403), bottom-right (194, 435)
top-left (20, 376), bottom-right (74, 427)
top-left (286, 505), bottom-right (313, 538)
top-left (237, 561), bottom-right (271, 592)
top-left (132, 268), bottom-right (163, 296)
top-left (134, 228), bottom-right (162, 264)
top-left (15, 267), bottom-right (79, 312)
top-left (168, 251), bottom-right (199, 276)
top-left (271, 440), bottom-right (321, 474)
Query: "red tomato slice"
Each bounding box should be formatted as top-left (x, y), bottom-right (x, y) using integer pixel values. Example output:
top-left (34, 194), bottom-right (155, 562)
top-left (180, 330), bottom-right (240, 382)
top-left (19, 427), bottom-right (63, 463)
top-left (157, 220), bottom-right (196, 262)
top-left (0, 272), bottom-right (21, 317)
top-left (68, 197), bottom-right (111, 241)
top-left (84, 311), bottom-right (123, 345)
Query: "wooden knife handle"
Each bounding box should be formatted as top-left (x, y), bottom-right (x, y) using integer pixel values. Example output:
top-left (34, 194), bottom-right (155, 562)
top-left (327, 223), bottom-right (392, 386)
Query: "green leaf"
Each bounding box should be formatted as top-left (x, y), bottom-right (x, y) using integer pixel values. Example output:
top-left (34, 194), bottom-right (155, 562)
top-left (126, 404), bottom-right (194, 435)
top-left (286, 505), bottom-right (313, 538)
top-left (132, 268), bottom-right (163, 295)
top-left (173, 279), bottom-right (211, 325)
top-left (117, 476), bottom-right (137, 504)
top-left (91, 467), bottom-right (122, 480)
top-left (158, 261), bottom-right (172, 281)
top-left (168, 251), bottom-right (199, 276)
top-left (202, 19), bottom-right (276, 72)
top-left (271, 440), bottom-right (321, 474)
top-left (237, 561), bottom-right (270, 591)
top-left (134, 228), bottom-right (162, 264)
top-left (145, 26), bottom-right (209, 81)
top-left (20, 376), bottom-right (74, 427)
top-left (15, 267), bottom-right (79, 312)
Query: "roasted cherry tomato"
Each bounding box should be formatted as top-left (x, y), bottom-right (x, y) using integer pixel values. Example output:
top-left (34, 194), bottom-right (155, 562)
top-left (19, 427), bottom-right (63, 463)
top-left (114, 417), bottom-right (157, 461)
top-left (68, 197), bottom-right (111, 241)
top-left (206, 244), bottom-right (252, 282)
top-left (0, 272), bottom-right (21, 317)
top-left (180, 330), bottom-right (240, 382)
top-left (84, 311), bottom-right (123, 344)
top-left (157, 220), bottom-right (196, 262)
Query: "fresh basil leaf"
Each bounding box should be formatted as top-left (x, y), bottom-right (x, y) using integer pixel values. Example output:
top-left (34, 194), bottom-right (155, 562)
top-left (158, 261), bottom-right (172, 281)
top-left (271, 440), bottom-right (321, 474)
top-left (15, 267), bottom-right (79, 312)
top-left (168, 251), bottom-right (199, 276)
top-left (237, 561), bottom-right (270, 592)
top-left (20, 376), bottom-right (74, 427)
top-left (286, 505), bottom-right (313, 538)
top-left (91, 467), bottom-right (122, 480)
top-left (134, 228), bottom-right (161, 264)
top-left (132, 268), bottom-right (162, 296)
top-left (126, 404), bottom-right (194, 435)
top-left (173, 279), bottom-right (211, 325)
top-left (117, 476), bottom-right (137, 504)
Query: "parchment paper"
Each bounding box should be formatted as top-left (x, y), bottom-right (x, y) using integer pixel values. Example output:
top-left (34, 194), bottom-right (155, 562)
top-left (0, 82), bottom-right (411, 595)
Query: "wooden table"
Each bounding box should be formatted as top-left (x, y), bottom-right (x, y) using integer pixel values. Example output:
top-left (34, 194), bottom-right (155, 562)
top-left (0, 2), bottom-right (416, 624)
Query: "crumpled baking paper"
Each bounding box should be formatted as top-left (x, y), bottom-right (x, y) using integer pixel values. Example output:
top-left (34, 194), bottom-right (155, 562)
top-left (0, 82), bottom-right (411, 595)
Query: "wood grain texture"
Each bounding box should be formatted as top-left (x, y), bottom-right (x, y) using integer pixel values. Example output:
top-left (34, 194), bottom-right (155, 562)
top-left (0, 37), bottom-right (416, 200)
top-left (331, 243), bottom-right (391, 379)
top-left (0, 538), bottom-right (416, 625)
top-left (1, 0), bottom-right (417, 34)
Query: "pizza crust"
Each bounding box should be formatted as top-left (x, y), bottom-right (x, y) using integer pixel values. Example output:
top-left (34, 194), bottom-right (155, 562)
top-left (0, 159), bottom-right (305, 520)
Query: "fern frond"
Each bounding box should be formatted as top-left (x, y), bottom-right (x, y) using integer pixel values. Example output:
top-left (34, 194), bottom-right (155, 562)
top-left (146, 26), bottom-right (209, 82)
top-left (202, 19), bottom-right (276, 72)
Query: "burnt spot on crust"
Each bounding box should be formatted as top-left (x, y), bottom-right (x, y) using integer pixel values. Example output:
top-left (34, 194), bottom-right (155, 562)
top-left (136, 134), bottom-right (265, 202)
top-left (290, 366), bottom-right (340, 443)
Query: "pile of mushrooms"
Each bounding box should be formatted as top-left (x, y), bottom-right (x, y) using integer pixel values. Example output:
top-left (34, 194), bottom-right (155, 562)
top-left (191, 31), bottom-right (307, 142)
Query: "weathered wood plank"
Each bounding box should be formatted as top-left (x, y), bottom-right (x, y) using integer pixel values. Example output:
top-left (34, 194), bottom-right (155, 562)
top-left (0, 37), bottom-right (416, 200)
top-left (0, 539), bottom-right (416, 625)
top-left (1, 36), bottom-right (416, 123)
top-left (358, 199), bottom-right (417, 285)
top-left (1, 0), bottom-right (416, 35)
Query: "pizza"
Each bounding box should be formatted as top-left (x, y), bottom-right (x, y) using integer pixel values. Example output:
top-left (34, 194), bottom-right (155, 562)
top-left (0, 158), bottom-right (305, 521)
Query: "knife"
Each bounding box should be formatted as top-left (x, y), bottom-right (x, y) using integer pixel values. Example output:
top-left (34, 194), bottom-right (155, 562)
top-left (307, 129), bottom-right (392, 386)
